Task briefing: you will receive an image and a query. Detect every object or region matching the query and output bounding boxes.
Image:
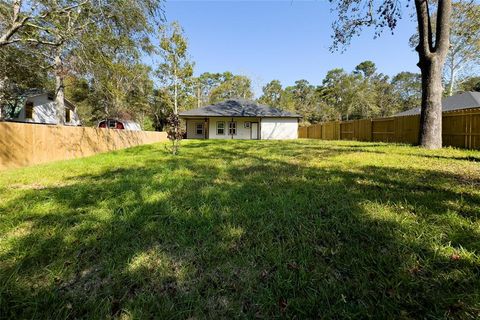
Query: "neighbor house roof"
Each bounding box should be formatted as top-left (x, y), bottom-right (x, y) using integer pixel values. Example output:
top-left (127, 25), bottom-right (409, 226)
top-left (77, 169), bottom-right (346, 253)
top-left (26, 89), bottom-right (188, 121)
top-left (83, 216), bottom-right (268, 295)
top-left (179, 99), bottom-right (302, 118)
top-left (395, 92), bottom-right (480, 117)
top-left (20, 89), bottom-right (77, 110)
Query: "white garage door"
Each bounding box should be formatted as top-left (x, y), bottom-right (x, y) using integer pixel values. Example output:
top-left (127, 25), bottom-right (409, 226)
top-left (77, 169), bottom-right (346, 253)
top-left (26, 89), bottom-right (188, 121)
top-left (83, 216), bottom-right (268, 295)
top-left (261, 118), bottom-right (298, 140)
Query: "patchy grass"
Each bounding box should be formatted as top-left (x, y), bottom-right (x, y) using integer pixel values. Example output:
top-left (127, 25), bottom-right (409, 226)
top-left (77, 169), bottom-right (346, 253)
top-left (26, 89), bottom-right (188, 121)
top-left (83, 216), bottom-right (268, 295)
top-left (1, 139), bottom-right (480, 319)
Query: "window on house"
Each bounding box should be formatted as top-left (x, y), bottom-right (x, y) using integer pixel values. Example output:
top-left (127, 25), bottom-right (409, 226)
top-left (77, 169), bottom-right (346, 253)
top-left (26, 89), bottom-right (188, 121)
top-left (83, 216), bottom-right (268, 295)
top-left (65, 109), bottom-right (71, 123)
top-left (196, 123), bottom-right (204, 135)
top-left (25, 102), bottom-right (33, 119)
top-left (217, 121), bottom-right (225, 135)
top-left (228, 121), bottom-right (237, 135)
top-left (244, 122), bottom-right (251, 128)
top-left (107, 119), bottom-right (116, 128)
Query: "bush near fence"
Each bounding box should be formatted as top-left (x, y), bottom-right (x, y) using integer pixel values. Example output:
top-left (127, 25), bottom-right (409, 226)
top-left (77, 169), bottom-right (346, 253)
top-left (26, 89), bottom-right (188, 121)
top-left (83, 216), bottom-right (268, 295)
top-left (298, 108), bottom-right (480, 150)
top-left (0, 122), bottom-right (168, 170)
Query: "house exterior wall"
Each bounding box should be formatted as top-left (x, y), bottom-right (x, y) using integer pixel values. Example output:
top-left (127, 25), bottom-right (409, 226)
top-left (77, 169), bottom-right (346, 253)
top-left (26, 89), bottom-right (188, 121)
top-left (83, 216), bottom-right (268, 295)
top-left (260, 118), bottom-right (298, 140)
top-left (208, 117), bottom-right (260, 140)
top-left (183, 116), bottom-right (298, 140)
top-left (16, 94), bottom-right (81, 126)
top-left (186, 118), bottom-right (207, 139)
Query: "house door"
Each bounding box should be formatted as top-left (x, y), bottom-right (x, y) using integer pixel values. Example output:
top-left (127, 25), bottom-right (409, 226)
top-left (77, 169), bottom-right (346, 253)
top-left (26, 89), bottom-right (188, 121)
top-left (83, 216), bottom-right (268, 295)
top-left (251, 122), bottom-right (259, 140)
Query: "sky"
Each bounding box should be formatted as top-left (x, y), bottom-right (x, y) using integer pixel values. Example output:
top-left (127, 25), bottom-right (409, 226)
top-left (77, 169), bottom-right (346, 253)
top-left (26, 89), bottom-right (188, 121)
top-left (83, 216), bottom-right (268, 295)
top-left (150, 0), bottom-right (420, 97)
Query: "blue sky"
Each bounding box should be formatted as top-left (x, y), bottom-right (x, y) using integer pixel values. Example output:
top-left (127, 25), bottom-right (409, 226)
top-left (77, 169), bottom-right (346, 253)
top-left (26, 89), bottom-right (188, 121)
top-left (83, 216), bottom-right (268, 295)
top-left (152, 0), bottom-right (420, 97)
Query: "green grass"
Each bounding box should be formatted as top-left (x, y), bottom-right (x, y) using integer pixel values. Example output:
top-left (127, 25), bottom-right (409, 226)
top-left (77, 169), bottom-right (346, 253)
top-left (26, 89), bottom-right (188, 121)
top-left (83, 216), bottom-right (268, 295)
top-left (1, 139), bottom-right (480, 319)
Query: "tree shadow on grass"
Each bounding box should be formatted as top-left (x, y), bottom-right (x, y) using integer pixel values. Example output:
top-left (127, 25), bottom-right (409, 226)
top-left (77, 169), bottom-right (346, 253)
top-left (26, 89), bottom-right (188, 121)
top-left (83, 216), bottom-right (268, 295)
top-left (1, 141), bottom-right (480, 319)
top-left (294, 139), bottom-right (480, 162)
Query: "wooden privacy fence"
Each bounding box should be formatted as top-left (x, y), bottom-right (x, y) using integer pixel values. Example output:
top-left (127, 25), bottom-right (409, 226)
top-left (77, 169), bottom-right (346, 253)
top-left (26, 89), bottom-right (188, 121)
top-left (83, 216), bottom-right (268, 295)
top-left (0, 122), bottom-right (168, 170)
top-left (298, 108), bottom-right (480, 150)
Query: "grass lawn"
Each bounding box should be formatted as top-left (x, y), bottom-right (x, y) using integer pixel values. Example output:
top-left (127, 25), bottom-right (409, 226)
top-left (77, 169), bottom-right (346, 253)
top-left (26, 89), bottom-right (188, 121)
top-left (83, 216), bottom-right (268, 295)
top-left (1, 139), bottom-right (480, 319)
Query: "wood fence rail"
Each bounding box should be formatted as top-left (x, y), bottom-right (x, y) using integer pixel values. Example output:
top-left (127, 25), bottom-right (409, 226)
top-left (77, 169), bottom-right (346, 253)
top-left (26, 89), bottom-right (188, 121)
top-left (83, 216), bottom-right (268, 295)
top-left (0, 122), bottom-right (168, 170)
top-left (298, 108), bottom-right (480, 150)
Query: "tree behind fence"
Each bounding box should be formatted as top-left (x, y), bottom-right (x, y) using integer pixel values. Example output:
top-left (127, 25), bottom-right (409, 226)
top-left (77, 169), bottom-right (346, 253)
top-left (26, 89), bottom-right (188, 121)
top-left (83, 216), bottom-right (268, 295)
top-left (298, 109), bottom-right (480, 150)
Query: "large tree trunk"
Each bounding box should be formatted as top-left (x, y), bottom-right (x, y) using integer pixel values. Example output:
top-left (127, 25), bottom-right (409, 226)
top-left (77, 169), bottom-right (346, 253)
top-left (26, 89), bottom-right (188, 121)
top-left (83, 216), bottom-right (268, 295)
top-left (418, 56), bottom-right (445, 148)
top-left (415, 0), bottom-right (452, 149)
top-left (153, 114), bottom-right (165, 131)
top-left (54, 48), bottom-right (65, 125)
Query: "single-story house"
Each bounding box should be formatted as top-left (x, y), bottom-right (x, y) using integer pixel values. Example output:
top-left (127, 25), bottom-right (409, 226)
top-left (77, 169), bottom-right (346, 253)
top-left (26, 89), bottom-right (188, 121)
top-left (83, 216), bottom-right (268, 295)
top-left (395, 91), bottom-right (480, 117)
top-left (179, 99), bottom-right (301, 140)
top-left (15, 91), bottom-right (81, 126)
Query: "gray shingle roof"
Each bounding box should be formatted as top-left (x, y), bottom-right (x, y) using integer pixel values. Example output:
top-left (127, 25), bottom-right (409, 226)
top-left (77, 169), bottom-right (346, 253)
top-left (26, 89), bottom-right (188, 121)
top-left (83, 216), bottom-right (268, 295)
top-left (179, 99), bottom-right (301, 118)
top-left (395, 92), bottom-right (480, 117)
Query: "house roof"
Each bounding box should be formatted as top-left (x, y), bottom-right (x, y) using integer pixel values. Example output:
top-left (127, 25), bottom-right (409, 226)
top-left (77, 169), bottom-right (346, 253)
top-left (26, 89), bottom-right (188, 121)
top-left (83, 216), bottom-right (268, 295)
top-left (18, 88), bottom-right (46, 98)
top-left (23, 89), bottom-right (77, 110)
top-left (395, 92), bottom-right (480, 117)
top-left (179, 99), bottom-right (302, 118)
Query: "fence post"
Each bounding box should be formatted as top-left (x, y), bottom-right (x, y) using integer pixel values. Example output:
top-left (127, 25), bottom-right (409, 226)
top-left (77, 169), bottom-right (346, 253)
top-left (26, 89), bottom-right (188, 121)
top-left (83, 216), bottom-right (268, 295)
top-left (394, 117), bottom-right (399, 142)
top-left (369, 119), bottom-right (373, 142)
top-left (468, 111), bottom-right (472, 149)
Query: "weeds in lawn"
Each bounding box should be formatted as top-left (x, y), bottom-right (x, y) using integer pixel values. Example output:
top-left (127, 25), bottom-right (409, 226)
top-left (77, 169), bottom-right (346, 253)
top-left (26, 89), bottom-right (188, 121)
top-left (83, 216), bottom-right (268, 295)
top-left (0, 140), bottom-right (479, 318)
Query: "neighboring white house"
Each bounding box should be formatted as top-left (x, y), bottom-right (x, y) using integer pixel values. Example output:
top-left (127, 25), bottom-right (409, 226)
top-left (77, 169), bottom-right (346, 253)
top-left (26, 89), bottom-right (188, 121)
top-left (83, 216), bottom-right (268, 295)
top-left (179, 99), bottom-right (301, 140)
top-left (15, 92), bottom-right (81, 126)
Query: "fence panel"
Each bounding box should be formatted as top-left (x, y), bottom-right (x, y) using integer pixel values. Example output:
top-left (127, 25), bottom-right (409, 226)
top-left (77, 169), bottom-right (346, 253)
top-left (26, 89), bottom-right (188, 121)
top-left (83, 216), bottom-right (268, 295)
top-left (471, 110), bottom-right (480, 149)
top-left (372, 118), bottom-right (395, 142)
top-left (443, 109), bottom-right (480, 149)
top-left (356, 119), bottom-right (372, 141)
top-left (298, 108), bottom-right (480, 150)
top-left (322, 121), bottom-right (340, 140)
top-left (394, 115), bottom-right (420, 144)
top-left (340, 121), bottom-right (354, 140)
top-left (307, 125), bottom-right (315, 139)
top-left (313, 123), bottom-right (322, 139)
top-left (443, 111), bottom-right (469, 149)
top-left (298, 126), bottom-right (308, 138)
top-left (0, 122), bottom-right (168, 170)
